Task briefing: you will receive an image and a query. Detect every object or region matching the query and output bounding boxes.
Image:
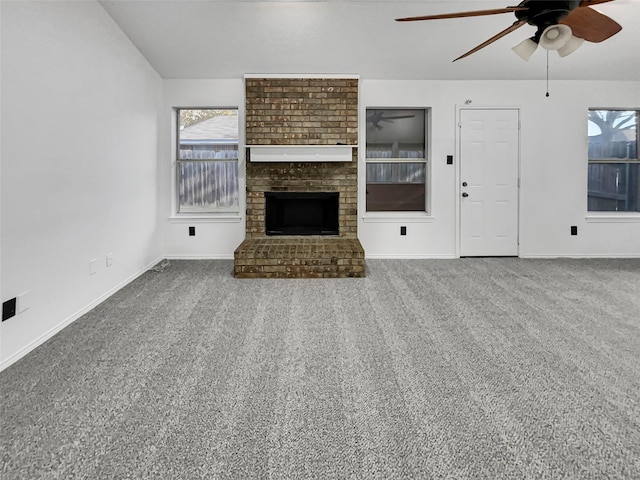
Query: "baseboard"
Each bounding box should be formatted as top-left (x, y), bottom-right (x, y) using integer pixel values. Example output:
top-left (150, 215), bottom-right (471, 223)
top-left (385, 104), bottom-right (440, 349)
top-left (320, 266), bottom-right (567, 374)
top-left (0, 255), bottom-right (164, 372)
top-left (365, 254), bottom-right (457, 259)
top-left (520, 253), bottom-right (640, 259)
top-left (164, 254), bottom-right (235, 260)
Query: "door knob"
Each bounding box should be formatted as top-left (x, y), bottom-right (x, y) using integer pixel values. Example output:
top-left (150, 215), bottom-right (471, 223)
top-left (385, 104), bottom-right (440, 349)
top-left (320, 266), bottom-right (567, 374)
top-left (462, 192), bottom-right (469, 197)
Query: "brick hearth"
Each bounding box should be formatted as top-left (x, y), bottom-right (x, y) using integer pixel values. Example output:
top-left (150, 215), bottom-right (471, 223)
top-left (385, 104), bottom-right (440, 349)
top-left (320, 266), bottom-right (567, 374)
top-left (234, 76), bottom-right (364, 279)
top-left (234, 237), bottom-right (365, 278)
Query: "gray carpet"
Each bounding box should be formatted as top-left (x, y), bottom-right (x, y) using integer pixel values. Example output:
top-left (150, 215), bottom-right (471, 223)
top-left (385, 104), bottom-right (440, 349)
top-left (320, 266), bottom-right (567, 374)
top-left (1, 258), bottom-right (639, 479)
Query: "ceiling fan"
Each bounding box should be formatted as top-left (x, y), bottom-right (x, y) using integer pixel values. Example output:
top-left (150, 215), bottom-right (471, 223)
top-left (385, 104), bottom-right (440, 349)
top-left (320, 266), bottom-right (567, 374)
top-left (366, 111), bottom-right (416, 130)
top-left (396, 0), bottom-right (622, 61)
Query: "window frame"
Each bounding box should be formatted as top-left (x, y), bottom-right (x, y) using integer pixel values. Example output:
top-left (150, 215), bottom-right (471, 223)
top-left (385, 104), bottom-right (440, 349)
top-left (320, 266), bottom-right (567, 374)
top-left (364, 107), bottom-right (430, 214)
top-left (587, 108), bottom-right (639, 214)
top-left (174, 107), bottom-right (241, 216)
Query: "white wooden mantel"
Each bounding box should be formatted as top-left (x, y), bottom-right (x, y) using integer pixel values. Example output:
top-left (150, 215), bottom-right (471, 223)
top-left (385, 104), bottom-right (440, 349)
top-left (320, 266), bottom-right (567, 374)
top-left (248, 145), bottom-right (356, 163)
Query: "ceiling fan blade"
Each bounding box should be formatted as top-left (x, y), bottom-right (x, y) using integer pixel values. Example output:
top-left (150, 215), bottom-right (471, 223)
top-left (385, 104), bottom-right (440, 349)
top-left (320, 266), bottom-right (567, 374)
top-left (396, 7), bottom-right (527, 22)
top-left (580, 0), bottom-right (616, 6)
top-left (453, 20), bottom-right (527, 62)
top-left (560, 6), bottom-right (622, 42)
top-left (381, 115), bottom-right (416, 120)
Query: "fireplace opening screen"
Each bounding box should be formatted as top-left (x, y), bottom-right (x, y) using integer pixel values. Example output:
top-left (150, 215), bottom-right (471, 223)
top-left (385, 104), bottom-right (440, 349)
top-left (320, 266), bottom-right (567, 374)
top-left (265, 192), bottom-right (339, 236)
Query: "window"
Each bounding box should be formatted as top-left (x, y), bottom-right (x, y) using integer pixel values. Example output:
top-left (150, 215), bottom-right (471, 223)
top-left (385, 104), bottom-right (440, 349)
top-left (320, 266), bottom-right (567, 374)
top-left (365, 108), bottom-right (427, 212)
top-left (177, 108), bottom-right (239, 213)
top-left (588, 109), bottom-right (639, 212)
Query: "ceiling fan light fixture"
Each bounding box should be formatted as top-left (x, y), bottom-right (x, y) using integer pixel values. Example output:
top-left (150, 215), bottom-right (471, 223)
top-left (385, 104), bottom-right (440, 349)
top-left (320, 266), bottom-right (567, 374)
top-left (512, 37), bottom-right (538, 61)
top-left (557, 34), bottom-right (584, 57)
top-left (539, 24), bottom-right (573, 51)
top-left (395, 0), bottom-right (622, 61)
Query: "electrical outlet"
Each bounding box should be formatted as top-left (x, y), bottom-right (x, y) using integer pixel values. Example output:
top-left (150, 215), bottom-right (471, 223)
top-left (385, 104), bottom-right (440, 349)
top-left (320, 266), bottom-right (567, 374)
top-left (90, 258), bottom-right (98, 275)
top-left (400, 226), bottom-right (407, 236)
top-left (189, 226), bottom-right (196, 236)
top-left (106, 253), bottom-right (113, 267)
top-left (571, 226), bottom-right (578, 236)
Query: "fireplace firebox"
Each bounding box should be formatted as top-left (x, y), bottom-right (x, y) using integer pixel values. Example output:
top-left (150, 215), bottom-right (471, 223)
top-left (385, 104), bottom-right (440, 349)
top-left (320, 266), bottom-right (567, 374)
top-left (265, 192), bottom-right (339, 236)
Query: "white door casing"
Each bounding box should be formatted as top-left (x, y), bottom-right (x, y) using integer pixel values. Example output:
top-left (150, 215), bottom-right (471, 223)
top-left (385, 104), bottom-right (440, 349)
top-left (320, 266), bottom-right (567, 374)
top-left (459, 108), bottom-right (520, 257)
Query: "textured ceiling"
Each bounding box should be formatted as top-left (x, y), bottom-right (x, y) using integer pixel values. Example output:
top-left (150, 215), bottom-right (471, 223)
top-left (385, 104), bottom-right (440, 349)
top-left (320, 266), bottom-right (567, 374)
top-left (98, 0), bottom-right (640, 80)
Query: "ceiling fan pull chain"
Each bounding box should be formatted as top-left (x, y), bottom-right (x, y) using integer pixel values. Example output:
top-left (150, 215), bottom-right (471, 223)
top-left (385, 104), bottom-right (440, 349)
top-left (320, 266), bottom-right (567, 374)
top-left (546, 50), bottom-right (550, 97)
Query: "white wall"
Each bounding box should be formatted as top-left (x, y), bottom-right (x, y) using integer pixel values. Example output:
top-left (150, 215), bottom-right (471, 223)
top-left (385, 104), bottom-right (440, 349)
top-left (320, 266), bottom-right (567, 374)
top-left (1, 1), bottom-right (163, 369)
top-left (515, 80), bottom-right (640, 257)
top-left (360, 79), bottom-right (640, 258)
top-left (359, 80), bottom-right (457, 258)
top-left (161, 80), bottom-right (246, 259)
top-left (159, 78), bottom-right (639, 260)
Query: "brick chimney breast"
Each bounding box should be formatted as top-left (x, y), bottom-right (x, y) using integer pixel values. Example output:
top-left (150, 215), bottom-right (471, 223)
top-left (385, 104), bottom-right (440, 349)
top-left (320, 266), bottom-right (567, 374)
top-left (244, 77), bottom-right (359, 240)
top-left (246, 77), bottom-right (358, 146)
top-left (237, 77), bottom-right (364, 278)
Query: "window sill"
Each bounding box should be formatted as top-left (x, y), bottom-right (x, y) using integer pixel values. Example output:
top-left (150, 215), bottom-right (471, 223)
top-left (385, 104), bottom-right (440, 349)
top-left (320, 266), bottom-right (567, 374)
top-left (362, 212), bottom-right (434, 223)
top-left (169, 214), bottom-right (242, 223)
top-left (585, 214), bottom-right (640, 223)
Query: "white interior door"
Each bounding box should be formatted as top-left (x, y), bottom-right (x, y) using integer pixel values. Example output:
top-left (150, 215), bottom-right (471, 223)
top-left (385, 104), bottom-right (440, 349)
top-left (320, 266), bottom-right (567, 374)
top-left (459, 109), bottom-right (519, 257)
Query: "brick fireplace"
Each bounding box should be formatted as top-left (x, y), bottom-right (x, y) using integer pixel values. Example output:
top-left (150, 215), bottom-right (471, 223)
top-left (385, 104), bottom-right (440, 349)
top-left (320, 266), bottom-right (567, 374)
top-left (233, 77), bottom-right (365, 278)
